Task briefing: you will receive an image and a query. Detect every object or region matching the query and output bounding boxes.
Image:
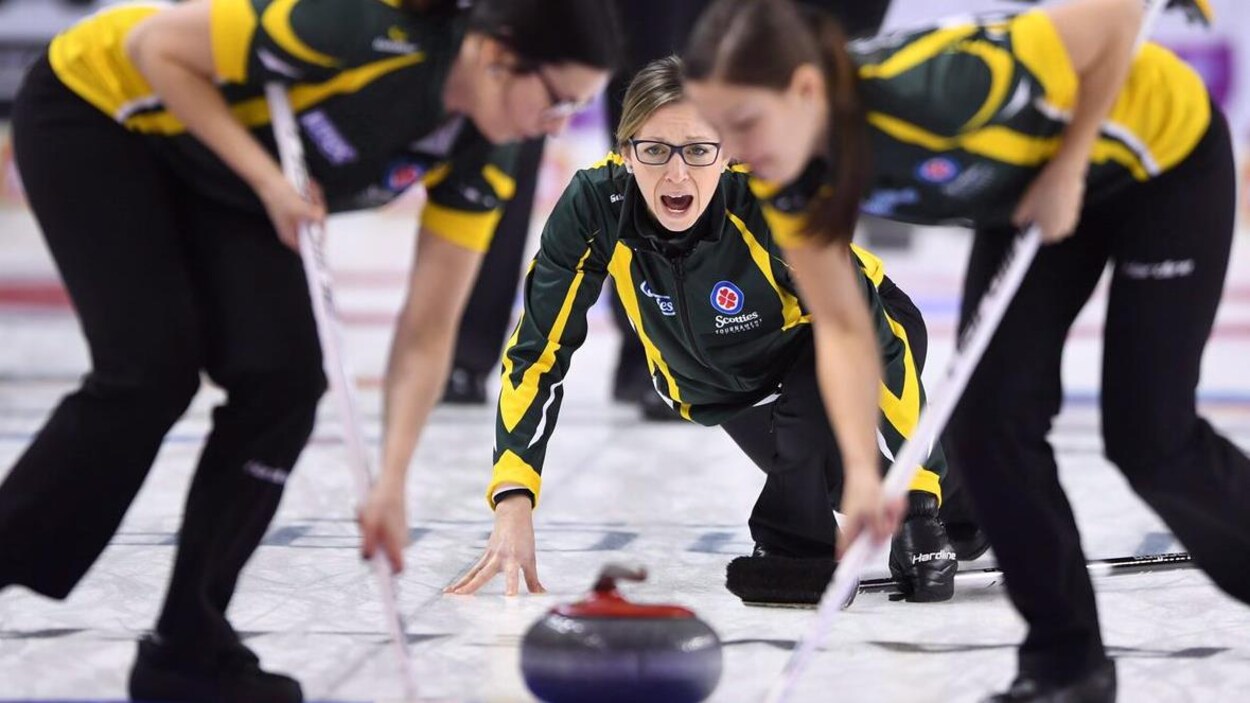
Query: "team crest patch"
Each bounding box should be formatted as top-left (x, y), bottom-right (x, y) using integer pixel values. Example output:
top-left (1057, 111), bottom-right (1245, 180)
top-left (710, 281), bottom-right (744, 315)
top-left (386, 162), bottom-right (425, 192)
top-left (916, 156), bottom-right (960, 184)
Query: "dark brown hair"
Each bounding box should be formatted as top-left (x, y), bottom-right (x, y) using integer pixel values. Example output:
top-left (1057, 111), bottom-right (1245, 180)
top-left (467, 0), bottom-right (623, 73)
top-left (403, 0), bottom-right (624, 72)
top-left (684, 0), bottom-right (868, 246)
top-left (401, 0), bottom-right (458, 13)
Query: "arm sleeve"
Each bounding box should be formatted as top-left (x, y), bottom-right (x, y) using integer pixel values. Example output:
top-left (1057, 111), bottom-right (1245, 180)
top-left (421, 142), bottom-right (519, 253)
top-left (210, 0), bottom-right (375, 85)
top-left (1006, 10), bottom-right (1079, 111)
top-left (486, 175), bottom-right (609, 508)
top-left (858, 11), bottom-right (1078, 136)
top-left (869, 281), bottom-right (947, 502)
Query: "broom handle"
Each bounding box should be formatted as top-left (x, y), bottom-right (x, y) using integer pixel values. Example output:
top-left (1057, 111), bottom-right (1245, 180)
top-left (763, 3), bottom-right (1172, 701)
top-left (264, 83), bottom-right (420, 701)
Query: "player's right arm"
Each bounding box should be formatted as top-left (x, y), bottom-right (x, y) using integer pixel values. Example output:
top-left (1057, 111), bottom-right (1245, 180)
top-left (446, 173), bottom-right (610, 596)
top-left (126, 1), bottom-right (323, 246)
top-left (784, 241), bottom-right (905, 554)
top-left (751, 174), bottom-right (905, 554)
top-left (1013, 0), bottom-right (1145, 241)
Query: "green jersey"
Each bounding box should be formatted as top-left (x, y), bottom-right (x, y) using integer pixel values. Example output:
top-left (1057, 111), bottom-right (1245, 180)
top-left (50, 0), bottom-right (516, 251)
top-left (762, 10), bottom-right (1211, 245)
top-left (488, 155), bottom-right (944, 507)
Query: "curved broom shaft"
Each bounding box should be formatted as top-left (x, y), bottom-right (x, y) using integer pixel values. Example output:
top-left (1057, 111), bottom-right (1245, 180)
top-left (265, 83), bottom-right (419, 700)
top-left (765, 3), bottom-right (1176, 699)
top-left (764, 226), bottom-right (1042, 703)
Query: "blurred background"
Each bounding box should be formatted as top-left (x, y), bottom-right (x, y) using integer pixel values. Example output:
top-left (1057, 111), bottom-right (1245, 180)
top-left (2, 5), bottom-right (1248, 699)
top-left (2, 0), bottom-right (1247, 405)
top-left (2, 0), bottom-right (1247, 229)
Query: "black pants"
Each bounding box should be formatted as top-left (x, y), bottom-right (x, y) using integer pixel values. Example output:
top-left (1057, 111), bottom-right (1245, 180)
top-left (0, 57), bottom-right (326, 651)
top-left (722, 279), bottom-right (928, 556)
top-left (947, 107), bottom-right (1250, 683)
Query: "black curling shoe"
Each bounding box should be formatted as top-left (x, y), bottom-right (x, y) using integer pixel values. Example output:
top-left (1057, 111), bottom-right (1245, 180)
top-left (442, 366), bottom-right (488, 405)
top-left (983, 660), bottom-right (1116, 703)
top-left (128, 635), bottom-right (303, 703)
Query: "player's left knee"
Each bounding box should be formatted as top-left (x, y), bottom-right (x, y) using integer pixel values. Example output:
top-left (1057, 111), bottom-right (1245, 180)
top-left (219, 361), bottom-right (328, 420)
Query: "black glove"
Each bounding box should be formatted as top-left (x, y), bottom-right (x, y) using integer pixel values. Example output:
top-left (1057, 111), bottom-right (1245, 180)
top-left (888, 491), bottom-right (957, 602)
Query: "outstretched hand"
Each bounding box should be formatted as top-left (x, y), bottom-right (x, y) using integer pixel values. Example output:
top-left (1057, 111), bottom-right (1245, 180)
top-left (445, 494), bottom-right (545, 596)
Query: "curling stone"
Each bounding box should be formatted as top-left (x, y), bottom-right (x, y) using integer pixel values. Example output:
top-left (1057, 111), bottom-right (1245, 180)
top-left (520, 564), bottom-right (723, 703)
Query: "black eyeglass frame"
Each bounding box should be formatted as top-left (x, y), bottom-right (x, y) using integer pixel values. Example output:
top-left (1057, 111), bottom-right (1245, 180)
top-left (628, 139), bottom-right (723, 167)
top-left (508, 55), bottom-right (589, 121)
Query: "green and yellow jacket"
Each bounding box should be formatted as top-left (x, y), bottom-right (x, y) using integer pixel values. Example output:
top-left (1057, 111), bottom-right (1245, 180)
top-left (48, 0), bottom-right (515, 251)
top-left (488, 155), bottom-right (943, 507)
top-left (762, 9), bottom-right (1211, 245)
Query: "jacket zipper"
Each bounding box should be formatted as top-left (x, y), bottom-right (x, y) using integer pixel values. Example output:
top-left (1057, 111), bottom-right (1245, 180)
top-left (670, 253), bottom-right (715, 370)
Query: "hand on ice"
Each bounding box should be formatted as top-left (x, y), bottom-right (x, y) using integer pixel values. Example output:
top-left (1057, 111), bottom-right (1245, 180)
top-left (446, 494), bottom-right (545, 596)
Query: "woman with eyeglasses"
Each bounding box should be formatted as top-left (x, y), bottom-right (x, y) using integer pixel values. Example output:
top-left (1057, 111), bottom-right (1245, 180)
top-left (683, 0), bottom-right (1243, 699)
top-left (0, 0), bottom-right (618, 700)
top-left (445, 56), bottom-right (963, 605)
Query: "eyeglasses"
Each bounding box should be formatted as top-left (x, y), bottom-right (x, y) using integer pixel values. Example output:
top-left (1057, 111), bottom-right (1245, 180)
top-left (629, 139), bottom-right (722, 167)
top-left (534, 69), bottom-right (592, 121)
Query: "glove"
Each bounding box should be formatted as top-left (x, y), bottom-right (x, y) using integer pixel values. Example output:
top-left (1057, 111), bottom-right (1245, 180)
top-left (888, 491), bottom-right (957, 602)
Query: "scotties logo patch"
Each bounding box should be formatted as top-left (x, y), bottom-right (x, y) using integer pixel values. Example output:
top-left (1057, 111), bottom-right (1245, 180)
top-left (916, 156), bottom-right (960, 184)
top-left (710, 281), bottom-right (744, 315)
top-left (386, 162), bottom-right (425, 193)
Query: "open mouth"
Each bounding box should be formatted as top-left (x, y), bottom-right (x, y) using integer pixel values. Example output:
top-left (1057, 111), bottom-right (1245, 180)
top-left (660, 194), bottom-right (694, 215)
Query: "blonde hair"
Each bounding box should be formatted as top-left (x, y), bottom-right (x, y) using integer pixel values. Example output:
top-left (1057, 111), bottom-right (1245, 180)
top-left (615, 56), bottom-right (686, 151)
